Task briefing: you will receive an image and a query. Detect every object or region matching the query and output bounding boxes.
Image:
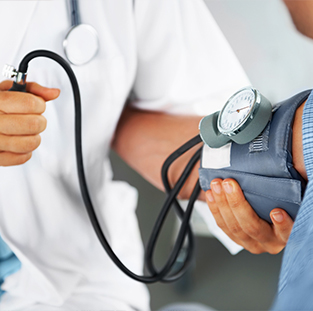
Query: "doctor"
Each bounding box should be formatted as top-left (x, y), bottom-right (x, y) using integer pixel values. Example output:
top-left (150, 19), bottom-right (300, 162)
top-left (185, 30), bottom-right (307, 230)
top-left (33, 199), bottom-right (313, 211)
top-left (0, 1), bottom-right (293, 310)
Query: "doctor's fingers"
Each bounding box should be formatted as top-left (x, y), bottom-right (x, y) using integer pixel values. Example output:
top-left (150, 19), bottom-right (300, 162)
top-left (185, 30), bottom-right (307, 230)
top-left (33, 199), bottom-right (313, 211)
top-left (0, 90), bottom-right (46, 114)
top-left (0, 80), bottom-right (60, 103)
top-left (0, 114), bottom-right (47, 135)
top-left (206, 190), bottom-right (257, 250)
top-left (270, 208), bottom-right (294, 244)
top-left (206, 180), bottom-right (267, 253)
top-left (0, 134), bottom-right (41, 154)
top-left (0, 151), bottom-right (32, 166)
top-left (221, 179), bottom-right (287, 254)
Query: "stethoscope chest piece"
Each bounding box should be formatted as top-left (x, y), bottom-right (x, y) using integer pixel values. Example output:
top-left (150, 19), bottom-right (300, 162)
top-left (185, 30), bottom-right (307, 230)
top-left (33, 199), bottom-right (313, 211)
top-left (63, 24), bottom-right (99, 66)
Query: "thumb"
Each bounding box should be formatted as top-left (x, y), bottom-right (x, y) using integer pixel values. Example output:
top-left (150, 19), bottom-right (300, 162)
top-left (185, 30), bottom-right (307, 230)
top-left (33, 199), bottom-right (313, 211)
top-left (270, 208), bottom-right (294, 243)
top-left (0, 80), bottom-right (60, 102)
top-left (26, 82), bottom-right (60, 102)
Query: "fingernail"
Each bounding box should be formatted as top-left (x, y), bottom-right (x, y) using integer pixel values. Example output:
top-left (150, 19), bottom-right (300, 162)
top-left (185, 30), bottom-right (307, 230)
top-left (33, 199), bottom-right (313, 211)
top-left (223, 181), bottom-right (233, 194)
top-left (206, 191), bottom-right (214, 202)
top-left (212, 182), bottom-right (222, 194)
top-left (271, 211), bottom-right (284, 223)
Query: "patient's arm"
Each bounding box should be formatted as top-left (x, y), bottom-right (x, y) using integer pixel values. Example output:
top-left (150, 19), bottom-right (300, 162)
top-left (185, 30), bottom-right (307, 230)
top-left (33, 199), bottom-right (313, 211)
top-left (292, 101), bottom-right (307, 181)
top-left (284, 0), bottom-right (313, 40)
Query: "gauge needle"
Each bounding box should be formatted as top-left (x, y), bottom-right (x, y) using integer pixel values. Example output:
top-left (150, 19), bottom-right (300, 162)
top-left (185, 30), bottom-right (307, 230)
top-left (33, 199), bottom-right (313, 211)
top-left (230, 106), bottom-right (250, 113)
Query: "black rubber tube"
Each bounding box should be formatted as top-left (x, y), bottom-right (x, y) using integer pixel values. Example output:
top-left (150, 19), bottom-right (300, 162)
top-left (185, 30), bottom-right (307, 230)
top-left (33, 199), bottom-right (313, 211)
top-left (17, 50), bottom-right (203, 283)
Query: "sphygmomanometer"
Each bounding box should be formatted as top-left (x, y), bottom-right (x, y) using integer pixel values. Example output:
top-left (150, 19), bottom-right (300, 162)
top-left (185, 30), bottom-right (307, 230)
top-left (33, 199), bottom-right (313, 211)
top-left (2, 49), bottom-right (308, 284)
top-left (199, 87), bottom-right (308, 223)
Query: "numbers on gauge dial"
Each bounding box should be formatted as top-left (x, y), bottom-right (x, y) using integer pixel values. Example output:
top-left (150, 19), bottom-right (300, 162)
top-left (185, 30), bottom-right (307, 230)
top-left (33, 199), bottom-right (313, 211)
top-left (219, 89), bottom-right (255, 133)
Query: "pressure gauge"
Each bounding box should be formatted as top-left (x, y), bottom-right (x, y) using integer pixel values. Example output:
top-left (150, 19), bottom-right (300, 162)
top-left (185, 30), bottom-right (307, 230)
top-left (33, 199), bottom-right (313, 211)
top-left (199, 87), bottom-right (272, 148)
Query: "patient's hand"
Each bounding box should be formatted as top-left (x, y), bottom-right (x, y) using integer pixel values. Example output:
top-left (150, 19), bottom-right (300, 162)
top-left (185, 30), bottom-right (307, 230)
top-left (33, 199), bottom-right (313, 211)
top-left (205, 101), bottom-right (307, 254)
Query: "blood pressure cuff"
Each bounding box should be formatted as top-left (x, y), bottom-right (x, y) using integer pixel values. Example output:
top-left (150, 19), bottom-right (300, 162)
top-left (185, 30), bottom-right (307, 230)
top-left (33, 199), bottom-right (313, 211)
top-left (199, 90), bottom-right (311, 223)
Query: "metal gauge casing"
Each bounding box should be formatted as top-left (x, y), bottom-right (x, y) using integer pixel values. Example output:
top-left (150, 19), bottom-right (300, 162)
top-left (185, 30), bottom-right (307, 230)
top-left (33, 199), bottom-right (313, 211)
top-left (217, 87), bottom-right (259, 136)
top-left (199, 87), bottom-right (272, 148)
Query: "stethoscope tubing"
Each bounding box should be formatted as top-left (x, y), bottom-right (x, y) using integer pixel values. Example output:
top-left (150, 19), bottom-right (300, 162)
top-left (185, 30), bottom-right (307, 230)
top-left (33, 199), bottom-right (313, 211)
top-left (11, 1), bottom-right (198, 284)
top-left (15, 49), bottom-right (200, 283)
top-left (70, 0), bottom-right (80, 27)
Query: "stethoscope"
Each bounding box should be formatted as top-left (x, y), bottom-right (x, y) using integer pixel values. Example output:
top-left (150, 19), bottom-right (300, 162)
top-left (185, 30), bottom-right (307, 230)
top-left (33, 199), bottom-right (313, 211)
top-left (63, 0), bottom-right (99, 66)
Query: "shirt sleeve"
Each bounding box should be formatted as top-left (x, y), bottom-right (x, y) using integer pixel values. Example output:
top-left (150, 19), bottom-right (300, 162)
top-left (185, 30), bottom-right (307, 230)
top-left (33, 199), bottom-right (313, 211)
top-left (132, 0), bottom-right (250, 116)
top-left (271, 90), bottom-right (313, 310)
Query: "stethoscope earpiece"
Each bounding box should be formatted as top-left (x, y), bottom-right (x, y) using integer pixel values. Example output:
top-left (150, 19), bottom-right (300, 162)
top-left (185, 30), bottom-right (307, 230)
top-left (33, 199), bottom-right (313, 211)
top-left (63, 0), bottom-right (99, 66)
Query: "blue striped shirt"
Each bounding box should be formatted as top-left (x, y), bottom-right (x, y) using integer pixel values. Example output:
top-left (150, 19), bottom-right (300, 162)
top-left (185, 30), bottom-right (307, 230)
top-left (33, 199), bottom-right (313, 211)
top-left (272, 90), bottom-right (313, 310)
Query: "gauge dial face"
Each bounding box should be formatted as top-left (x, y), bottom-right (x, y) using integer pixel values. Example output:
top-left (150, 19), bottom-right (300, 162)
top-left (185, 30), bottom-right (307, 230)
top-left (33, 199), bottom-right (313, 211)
top-left (218, 88), bottom-right (256, 135)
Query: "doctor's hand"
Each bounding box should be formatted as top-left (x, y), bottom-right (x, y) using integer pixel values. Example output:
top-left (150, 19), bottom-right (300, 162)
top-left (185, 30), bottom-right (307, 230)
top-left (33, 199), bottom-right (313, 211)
top-left (206, 178), bottom-right (294, 254)
top-left (0, 80), bottom-right (60, 166)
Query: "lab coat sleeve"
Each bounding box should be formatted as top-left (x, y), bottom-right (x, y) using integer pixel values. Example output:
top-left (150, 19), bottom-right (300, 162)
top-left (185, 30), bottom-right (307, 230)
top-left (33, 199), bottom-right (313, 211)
top-left (131, 0), bottom-right (250, 116)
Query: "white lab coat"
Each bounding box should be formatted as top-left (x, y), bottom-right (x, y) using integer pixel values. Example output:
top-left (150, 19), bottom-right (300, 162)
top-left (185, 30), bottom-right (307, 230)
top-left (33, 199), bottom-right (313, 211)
top-left (0, 1), bottom-right (249, 310)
